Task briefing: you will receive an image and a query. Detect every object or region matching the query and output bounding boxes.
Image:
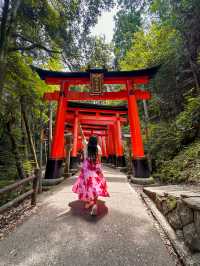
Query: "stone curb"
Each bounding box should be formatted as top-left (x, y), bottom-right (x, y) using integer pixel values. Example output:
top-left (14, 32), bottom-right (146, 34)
top-left (42, 176), bottom-right (65, 186)
top-left (131, 176), bottom-right (155, 185)
top-left (141, 192), bottom-right (200, 266)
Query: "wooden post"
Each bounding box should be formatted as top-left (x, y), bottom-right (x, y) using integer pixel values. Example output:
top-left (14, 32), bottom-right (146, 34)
top-left (51, 89), bottom-right (67, 159)
top-left (48, 102), bottom-right (53, 155)
top-left (110, 125), bottom-right (117, 165)
top-left (64, 133), bottom-right (72, 178)
top-left (127, 80), bottom-right (150, 178)
top-left (116, 115), bottom-right (123, 156)
top-left (31, 168), bottom-right (39, 206)
top-left (45, 82), bottom-right (68, 179)
top-left (71, 112), bottom-right (79, 157)
top-left (70, 112), bottom-right (79, 169)
top-left (115, 116), bottom-right (125, 167)
top-left (38, 128), bottom-right (45, 193)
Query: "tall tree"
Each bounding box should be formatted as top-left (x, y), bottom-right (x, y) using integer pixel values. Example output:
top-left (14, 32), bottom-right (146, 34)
top-left (80, 36), bottom-right (114, 69)
top-left (113, 9), bottom-right (141, 67)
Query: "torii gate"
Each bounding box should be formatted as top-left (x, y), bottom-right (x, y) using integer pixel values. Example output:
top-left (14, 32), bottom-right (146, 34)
top-left (65, 114), bottom-right (126, 168)
top-left (64, 102), bottom-right (127, 169)
top-left (34, 66), bottom-right (159, 180)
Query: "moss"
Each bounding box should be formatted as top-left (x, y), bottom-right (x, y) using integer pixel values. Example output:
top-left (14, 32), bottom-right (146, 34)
top-left (166, 196), bottom-right (177, 210)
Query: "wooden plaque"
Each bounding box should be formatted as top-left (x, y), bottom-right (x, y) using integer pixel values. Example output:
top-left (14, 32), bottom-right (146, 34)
top-left (90, 73), bottom-right (103, 95)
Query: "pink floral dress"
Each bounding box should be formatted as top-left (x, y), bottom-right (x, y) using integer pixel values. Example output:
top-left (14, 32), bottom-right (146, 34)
top-left (72, 152), bottom-right (110, 201)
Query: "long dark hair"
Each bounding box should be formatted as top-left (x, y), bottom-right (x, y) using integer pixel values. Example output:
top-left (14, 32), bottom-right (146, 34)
top-left (87, 136), bottom-right (98, 163)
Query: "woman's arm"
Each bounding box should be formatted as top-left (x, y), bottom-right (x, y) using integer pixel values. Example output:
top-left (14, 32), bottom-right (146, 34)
top-left (97, 145), bottom-right (102, 161)
top-left (79, 124), bottom-right (87, 146)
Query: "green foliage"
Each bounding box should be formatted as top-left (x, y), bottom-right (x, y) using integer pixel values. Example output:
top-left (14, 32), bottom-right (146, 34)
top-left (0, 0), bottom-right (117, 188)
top-left (23, 160), bottom-right (33, 176)
top-left (113, 9), bottom-right (141, 65)
top-left (175, 95), bottom-right (200, 143)
top-left (146, 122), bottom-right (182, 164)
top-left (147, 95), bottom-right (200, 183)
top-left (120, 23), bottom-right (179, 69)
top-left (156, 141), bottom-right (200, 183)
top-left (81, 36), bottom-right (114, 69)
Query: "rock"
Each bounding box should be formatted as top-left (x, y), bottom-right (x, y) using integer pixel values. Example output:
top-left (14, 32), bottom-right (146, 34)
top-left (183, 223), bottom-right (200, 252)
top-left (183, 197), bottom-right (200, 211)
top-left (176, 229), bottom-right (184, 240)
top-left (143, 187), bottom-right (165, 200)
top-left (155, 195), bottom-right (163, 212)
top-left (162, 199), bottom-right (170, 215)
top-left (194, 211), bottom-right (200, 236)
top-left (167, 207), bottom-right (182, 230)
top-left (178, 201), bottom-right (194, 226)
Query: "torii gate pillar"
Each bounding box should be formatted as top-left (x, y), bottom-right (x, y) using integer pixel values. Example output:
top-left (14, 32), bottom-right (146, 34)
top-left (70, 112), bottom-right (79, 170)
top-left (115, 115), bottom-right (126, 167)
top-left (111, 125), bottom-right (117, 165)
top-left (127, 80), bottom-right (150, 178)
top-left (45, 83), bottom-right (67, 179)
top-left (107, 126), bottom-right (114, 164)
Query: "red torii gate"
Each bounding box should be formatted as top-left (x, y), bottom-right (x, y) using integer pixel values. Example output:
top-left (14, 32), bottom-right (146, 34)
top-left (34, 66), bottom-right (159, 179)
top-left (64, 102), bottom-right (128, 169)
top-left (64, 102), bottom-right (127, 169)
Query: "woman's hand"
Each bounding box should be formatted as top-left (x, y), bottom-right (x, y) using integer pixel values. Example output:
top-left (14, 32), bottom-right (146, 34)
top-left (79, 123), bottom-right (87, 145)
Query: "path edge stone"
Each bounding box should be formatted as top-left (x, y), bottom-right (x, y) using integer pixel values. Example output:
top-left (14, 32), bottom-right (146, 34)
top-left (140, 192), bottom-right (200, 266)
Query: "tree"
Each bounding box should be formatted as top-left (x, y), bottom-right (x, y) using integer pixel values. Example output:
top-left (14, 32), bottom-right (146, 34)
top-left (0, 0), bottom-right (116, 182)
top-left (113, 9), bottom-right (141, 66)
top-left (0, 0), bottom-right (115, 97)
top-left (80, 36), bottom-right (114, 69)
top-left (150, 0), bottom-right (200, 91)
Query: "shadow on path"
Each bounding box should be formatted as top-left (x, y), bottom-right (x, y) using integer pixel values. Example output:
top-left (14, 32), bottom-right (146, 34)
top-left (56, 200), bottom-right (108, 223)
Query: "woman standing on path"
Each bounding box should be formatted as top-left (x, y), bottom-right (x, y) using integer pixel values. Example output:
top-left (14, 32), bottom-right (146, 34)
top-left (72, 126), bottom-right (109, 216)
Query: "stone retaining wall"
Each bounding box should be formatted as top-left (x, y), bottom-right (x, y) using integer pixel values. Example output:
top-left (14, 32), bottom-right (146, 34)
top-left (143, 188), bottom-right (200, 253)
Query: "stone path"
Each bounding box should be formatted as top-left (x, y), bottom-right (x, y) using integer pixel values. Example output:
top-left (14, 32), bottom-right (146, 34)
top-left (0, 166), bottom-right (176, 266)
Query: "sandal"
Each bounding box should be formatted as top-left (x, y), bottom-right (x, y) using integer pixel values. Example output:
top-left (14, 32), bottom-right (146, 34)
top-left (90, 204), bottom-right (97, 216)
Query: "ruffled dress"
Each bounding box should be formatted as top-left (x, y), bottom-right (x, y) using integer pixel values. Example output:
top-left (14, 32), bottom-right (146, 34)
top-left (72, 146), bottom-right (109, 201)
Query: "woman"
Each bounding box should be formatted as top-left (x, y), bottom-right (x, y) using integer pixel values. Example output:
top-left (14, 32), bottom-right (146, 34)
top-left (72, 128), bottom-right (109, 216)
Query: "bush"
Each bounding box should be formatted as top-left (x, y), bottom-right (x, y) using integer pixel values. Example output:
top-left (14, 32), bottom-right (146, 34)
top-left (175, 95), bottom-right (200, 144)
top-left (146, 122), bottom-right (182, 168)
top-left (155, 141), bottom-right (200, 183)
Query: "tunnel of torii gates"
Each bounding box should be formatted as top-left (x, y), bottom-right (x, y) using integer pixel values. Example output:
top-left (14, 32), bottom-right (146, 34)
top-left (64, 101), bottom-right (128, 169)
top-left (34, 66), bottom-right (159, 180)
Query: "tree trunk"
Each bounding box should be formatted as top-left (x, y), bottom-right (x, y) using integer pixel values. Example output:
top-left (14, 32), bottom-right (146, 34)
top-left (182, 32), bottom-right (200, 92)
top-left (21, 110), bottom-right (28, 160)
top-left (0, 0), bottom-right (22, 98)
top-left (21, 97), bottom-right (39, 168)
top-left (0, 0), bottom-right (10, 98)
top-left (7, 120), bottom-right (26, 179)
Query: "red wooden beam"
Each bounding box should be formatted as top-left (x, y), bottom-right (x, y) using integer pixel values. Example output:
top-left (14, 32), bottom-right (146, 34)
top-left (65, 114), bottom-right (127, 122)
top-left (80, 120), bottom-right (125, 125)
top-left (132, 89), bottom-right (151, 100)
top-left (65, 90), bottom-right (127, 101)
top-left (45, 76), bottom-right (149, 85)
top-left (68, 108), bottom-right (127, 115)
top-left (43, 89), bottom-right (150, 102)
top-left (81, 125), bottom-right (107, 129)
top-left (83, 131), bottom-right (108, 137)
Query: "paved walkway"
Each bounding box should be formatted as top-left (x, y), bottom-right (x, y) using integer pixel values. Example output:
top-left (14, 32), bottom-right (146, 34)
top-left (0, 166), bottom-right (176, 266)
